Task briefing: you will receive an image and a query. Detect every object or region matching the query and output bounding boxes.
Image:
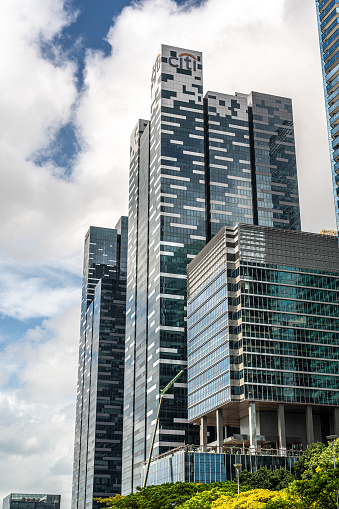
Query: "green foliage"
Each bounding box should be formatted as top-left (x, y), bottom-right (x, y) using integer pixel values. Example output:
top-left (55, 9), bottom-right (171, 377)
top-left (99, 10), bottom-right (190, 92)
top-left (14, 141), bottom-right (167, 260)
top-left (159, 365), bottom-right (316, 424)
top-left (265, 466), bottom-right (339, 509)
top-left (318, 437), bottom-right (339, 468)
top-left (180, 483), bottom-right (249, 509)
top-left (264, 495), bottom-right (302, 508)
top-left (95, 482), bottom-right (247, 509)
top-left (96, 445), bottom-right (339, 509)
top-left (238, 468), bottom-right (294, 491)
top-left (293, 438), bottom-right (339, 481)
top-left (293, 442), bottom-right (326, 480)
top-left (289, 466), bottom-right (339, 509)
top-left (212, 489), bottom-right (281, 508)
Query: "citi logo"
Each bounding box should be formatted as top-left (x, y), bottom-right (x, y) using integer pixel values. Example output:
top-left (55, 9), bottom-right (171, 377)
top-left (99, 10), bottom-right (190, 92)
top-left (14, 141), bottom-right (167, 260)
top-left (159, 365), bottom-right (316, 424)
top-left (151, 52), bottom-right (199, 84)
top-left (169, 53), bottom-right (198, 71)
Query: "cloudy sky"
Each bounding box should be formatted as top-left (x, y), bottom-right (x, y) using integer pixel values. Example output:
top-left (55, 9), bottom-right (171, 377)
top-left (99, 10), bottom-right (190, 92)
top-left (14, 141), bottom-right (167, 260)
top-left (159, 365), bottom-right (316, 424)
top-left (0, 0), bottom-right (335, 506)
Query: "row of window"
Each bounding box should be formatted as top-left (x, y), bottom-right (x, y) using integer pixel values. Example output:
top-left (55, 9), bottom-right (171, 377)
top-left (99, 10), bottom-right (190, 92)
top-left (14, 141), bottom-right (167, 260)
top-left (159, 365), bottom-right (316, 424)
top-left (241, 294), bottom-right (339, 314)
top-left (243, 353), bottom-right (338, 374)
top-left (189, 344), bottom-right (229, 380)
top-left (242, 309), bottom-right (339, 330)
top-left (245, 384), bottom-right (339, 405)
top-left (245, 369), bottom-right (339, 389)
top-left (189, 303), bottom-right (228, 339)
top-left (188, 386), bottom-right (231, 421)
top-left (243, 338), bottom-right (339, 358)
top-left (189, 327), bottom-right (228, 365)
top-left (241, 263), bottom-right (339, 281)
top-left (188, 286), bottom-right (227, 326)
top-left (189, 358), bottom-right (230, 394)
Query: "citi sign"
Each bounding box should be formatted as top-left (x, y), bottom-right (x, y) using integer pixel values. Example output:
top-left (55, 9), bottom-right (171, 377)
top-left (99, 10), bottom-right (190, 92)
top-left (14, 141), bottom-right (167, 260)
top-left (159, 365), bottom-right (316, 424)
top-left (169, 53), bottom-right (198, 71)
top-left (152, 52), bottom-right (198, 83)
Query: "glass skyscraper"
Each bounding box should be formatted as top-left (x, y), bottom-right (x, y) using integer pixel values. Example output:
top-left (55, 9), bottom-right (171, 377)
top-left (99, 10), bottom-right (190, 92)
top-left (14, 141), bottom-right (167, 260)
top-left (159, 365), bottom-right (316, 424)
top-left (187, 224), bottom-right (339, 454)
top-left (316, 0), bottom-right (339, 234)
top-left (205, 92), bottom-right (300, 238)
top-left (72, 218), bottom-right (127, 509)
top-left (122, 45), bottom-right (301, 494)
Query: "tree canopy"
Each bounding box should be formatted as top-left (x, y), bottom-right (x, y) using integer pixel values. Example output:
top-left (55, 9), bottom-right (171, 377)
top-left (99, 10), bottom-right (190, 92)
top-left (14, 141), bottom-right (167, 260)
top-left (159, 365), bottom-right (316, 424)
top-left (96, 440), bottom-right (339, 509)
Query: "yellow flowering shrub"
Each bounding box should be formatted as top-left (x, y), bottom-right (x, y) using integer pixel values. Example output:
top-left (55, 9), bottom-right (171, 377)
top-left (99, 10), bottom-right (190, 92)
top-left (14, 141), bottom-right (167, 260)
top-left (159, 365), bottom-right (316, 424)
top-left (211, 489), bottom-right (281, 509)
top-left (211, 495), bottom-right (234, 509)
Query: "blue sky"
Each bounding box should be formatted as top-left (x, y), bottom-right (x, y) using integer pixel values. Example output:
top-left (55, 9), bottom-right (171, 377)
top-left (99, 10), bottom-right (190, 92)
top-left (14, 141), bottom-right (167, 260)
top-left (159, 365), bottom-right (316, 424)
top-left (0, 0), bottom-right (336, 507)
top-left (35, 0), bottom-right (132, 171)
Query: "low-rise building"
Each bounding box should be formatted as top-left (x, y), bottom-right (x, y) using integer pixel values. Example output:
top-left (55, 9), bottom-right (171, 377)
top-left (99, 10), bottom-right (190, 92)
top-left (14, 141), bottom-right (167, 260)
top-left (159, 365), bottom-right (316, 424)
top-left (2, 494), bottom-right (60, 509)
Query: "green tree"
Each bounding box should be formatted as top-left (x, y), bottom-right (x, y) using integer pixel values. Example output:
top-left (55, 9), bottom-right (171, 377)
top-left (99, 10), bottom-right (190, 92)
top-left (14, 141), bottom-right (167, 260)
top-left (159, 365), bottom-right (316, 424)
top-left (265, 466), bottom-right (339, 509)
top-left (318, 437), bottom-right (339, 468)
top-left (95, 481), bottom-right (247, 509)
top-left (238, 468), bottom-right (294, 490)
top-left (293, 442), bottom-right (326, 480)
top-left (180, 483), bottom-right (250, 509)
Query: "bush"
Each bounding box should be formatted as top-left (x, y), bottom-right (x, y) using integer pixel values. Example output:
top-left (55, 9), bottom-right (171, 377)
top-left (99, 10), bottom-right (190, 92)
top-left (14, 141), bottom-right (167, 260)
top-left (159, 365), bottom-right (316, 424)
top-left (293, 442), bottom-right (326, 480)
top-left (239, 468), bottom-right (294, 491)
top-left (212, 489), bottom-right (280, 509)
top-left (180, 483), bottom-right (250, 509)
top-left (96, 481), bottom-right (248, 509)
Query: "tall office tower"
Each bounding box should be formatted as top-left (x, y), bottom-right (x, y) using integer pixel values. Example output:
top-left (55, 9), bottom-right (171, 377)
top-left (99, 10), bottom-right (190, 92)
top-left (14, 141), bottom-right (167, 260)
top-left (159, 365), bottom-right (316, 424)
top-left (122, 45), bottom-right (206, 495)
top-left (316, 0), bottom-right (339, 234)
top-left (72, 218), bottom-right (128, 509)
top-left (122, 44), bottom-right (301, 494)
top-left (205, 91), bottom-right (301, 239)
top-left (180, 225), bottom-right (339, 482)
top-left (187, 225), bottom-right (339, 442)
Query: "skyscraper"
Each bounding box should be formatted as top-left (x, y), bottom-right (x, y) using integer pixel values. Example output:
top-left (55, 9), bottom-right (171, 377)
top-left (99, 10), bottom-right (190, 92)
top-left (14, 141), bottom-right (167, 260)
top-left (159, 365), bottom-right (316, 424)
top-left (205, 91), bottom-right (300, 238)
top-left (122, 44), bottom-right (301, 494)
top-left (72, 218), bottom-right (128, 509)
top-left (122, 46), bottom-right (206, 495)
top-left (315, 0), bottom-right (339, 234)
top-left (187, 224), bottom-right (339, 450)
top-left (141, 224), bottom-right (339, 486)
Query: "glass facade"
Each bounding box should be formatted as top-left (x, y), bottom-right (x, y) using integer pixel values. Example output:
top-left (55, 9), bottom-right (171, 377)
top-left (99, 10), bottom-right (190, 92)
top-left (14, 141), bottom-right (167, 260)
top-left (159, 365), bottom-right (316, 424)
top-left (249, 92), bottom-right (301, 230)
top-left (316, 0), bottom-right (339, 235)
top-left (139, 448), bottom-right (298, 487)
top-left (187, 225), bottom-right (339, 448)
top-left (187, 234), bottom-right (230, 421)
top-left (2, 495), bottom-right (61, 509)
top-left (205, 91), bottom-right (301, 239)
top-left (205, 92), bottom-right (253, 238)
top-left (122, 45), bottom-right (302, 494)
top-left (72, 219), bottom-right (128, 509)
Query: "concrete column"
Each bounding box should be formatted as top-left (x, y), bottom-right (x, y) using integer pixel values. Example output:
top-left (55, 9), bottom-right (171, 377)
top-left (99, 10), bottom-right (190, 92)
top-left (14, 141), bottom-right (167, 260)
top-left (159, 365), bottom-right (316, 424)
top-left (200, 416), bottom-right (207, 452)
top-left (249, 402), bottom-right (257, 452)
top-left (224, 426), bottom-right (228, 440)
top-left (216, 408), bottom-right (223, 453)
top-left (277, 403), bottom-right (286, 456)
top-left (306, 406), bottom-right (314, 446)
top-left (334, 408), bottom-right (339, 437)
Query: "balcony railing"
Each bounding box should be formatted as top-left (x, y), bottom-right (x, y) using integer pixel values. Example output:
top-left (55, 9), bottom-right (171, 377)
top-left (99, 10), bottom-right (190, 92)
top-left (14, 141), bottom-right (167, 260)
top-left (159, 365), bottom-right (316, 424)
top-left (143, 444), bottom-right (304, 465)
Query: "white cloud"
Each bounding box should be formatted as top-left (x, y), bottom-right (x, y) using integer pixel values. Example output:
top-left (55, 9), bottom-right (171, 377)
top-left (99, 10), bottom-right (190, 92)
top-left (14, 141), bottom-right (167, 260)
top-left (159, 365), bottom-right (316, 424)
top-left (0, 306), bottom-right (79, 508)
top-left (0, 261), bottom-right (80, 320)
top-left (0, 0), bottom-right (77, 157)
